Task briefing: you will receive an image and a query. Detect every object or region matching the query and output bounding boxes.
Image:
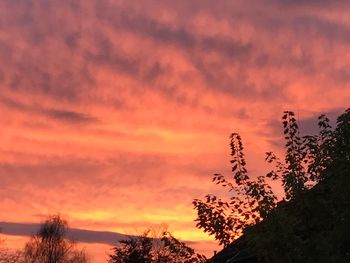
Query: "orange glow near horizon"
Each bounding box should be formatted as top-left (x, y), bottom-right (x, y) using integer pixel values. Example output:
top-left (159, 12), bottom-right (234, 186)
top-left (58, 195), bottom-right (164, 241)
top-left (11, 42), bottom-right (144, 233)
top-left (1, 0), bottom-right (350, 261)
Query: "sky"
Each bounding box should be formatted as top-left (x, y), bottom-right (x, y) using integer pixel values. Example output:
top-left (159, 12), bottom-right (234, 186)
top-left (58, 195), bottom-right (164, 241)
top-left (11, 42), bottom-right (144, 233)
top-left (0, 0), bottom-right (350, 261)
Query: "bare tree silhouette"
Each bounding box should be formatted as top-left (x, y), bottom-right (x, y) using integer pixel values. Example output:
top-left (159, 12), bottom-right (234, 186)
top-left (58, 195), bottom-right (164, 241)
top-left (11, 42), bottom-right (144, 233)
top-left (23, 215), bottom-right (89, 263)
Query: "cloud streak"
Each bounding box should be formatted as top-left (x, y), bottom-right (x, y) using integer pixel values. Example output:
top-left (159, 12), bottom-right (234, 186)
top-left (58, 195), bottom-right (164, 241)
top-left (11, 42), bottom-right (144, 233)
top-left (0, 222), bottom-right (128, 245)
top-left (0, 96), bottom-right (98, 124)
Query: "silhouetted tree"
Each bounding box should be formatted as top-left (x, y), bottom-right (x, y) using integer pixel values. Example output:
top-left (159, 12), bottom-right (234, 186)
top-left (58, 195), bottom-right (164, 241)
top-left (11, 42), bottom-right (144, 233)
top-left (109, 228), bottom-right (206, 263)
top-left (193, 131), bottom-right (277, 247)
top-left (193, 110), bottom-right (349, 246)
top-left (245, 109), bottom-right (350, 263)
top-left (23, 215), bottom-right (89, 263)
top-left (109, 231), bottom-right (153, 263)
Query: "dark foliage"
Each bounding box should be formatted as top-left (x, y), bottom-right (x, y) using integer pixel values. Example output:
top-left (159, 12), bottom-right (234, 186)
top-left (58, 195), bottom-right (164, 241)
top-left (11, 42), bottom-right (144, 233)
top-left (194, 109), bottom-right (350, 262)
top-left (109, 229), bottom-right (206, 263)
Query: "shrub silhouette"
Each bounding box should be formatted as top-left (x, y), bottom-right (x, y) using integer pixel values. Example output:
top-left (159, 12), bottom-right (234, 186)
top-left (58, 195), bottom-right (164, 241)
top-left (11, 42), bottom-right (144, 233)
top-left (194, 109), bottom-right (350, 262)
top-left (109, 227), bottom-right (206, 263)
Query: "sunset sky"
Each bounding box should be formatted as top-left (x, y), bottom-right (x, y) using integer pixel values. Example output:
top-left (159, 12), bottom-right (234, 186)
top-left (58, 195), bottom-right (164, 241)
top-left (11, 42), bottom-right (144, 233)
top-left (1, 0), bottom-right (350, 261)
